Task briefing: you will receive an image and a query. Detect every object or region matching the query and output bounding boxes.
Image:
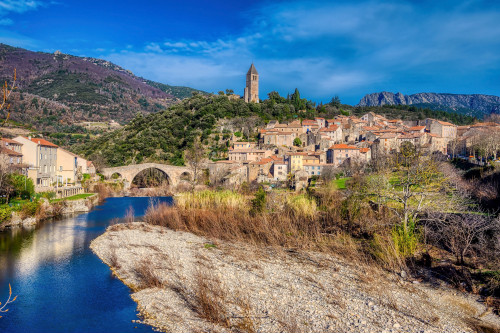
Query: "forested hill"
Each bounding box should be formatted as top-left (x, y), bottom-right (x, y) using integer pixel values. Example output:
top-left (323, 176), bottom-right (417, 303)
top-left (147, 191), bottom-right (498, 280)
top-left (74, 91), bottom-right (478, 168)
top-left (0, 43), bottom-right (204, 131)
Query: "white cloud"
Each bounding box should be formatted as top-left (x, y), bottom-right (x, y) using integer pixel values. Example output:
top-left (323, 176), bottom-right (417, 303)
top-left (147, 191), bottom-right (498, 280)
top-left (0, 0), bottom-right (43, 15)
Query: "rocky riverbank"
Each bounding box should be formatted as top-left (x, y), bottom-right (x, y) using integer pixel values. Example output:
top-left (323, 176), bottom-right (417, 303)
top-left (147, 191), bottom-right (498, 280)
top-left (91, 222), bottom-right (500, 333)
top-left (0, 194), bottom-right (99, 230)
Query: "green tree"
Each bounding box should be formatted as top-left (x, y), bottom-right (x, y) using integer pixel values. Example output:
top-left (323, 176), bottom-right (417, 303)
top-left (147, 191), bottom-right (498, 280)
top-left (9, 174), bottom-right (35, 199)
top-left (330, 95), bottom-right (341, 108)
top-left (250, 186), bottom-right (266, 214)
top-left (293, 137), bottom-right (302, 147)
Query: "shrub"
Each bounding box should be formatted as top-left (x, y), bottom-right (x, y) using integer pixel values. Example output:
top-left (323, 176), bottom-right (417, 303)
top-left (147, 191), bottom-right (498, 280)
top-left (0, 206), bottom-right (12, 223)
top-left (20, 200), bottom-right (41, 219)
top-left (285, 194), bottom-right (317, 218)
top-left (391, 217), bottom-right (419, 259)
top-left (250, 187), bottom-right (266, 214)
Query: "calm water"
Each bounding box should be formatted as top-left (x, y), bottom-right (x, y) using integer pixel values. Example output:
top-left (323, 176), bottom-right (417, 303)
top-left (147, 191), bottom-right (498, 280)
top-left (0, 196), bottom-right (173, 333)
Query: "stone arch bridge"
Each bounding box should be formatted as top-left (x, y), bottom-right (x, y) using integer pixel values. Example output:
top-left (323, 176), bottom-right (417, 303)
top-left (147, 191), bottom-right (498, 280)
top-left (102, 163), bottom-right (192, 189)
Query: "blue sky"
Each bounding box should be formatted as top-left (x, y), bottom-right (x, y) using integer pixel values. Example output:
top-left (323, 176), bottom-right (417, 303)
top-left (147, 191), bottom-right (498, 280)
top-left (1, 0), bottom-right (499, 105)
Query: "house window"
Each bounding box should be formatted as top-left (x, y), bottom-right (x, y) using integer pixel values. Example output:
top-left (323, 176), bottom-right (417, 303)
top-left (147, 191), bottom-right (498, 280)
top-left (60, 166), bottom-right (63, 171)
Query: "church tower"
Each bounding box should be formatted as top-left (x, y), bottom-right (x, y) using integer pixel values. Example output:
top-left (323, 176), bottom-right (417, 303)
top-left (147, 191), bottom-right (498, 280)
top-left (244, 63), bottom-right (259, 103)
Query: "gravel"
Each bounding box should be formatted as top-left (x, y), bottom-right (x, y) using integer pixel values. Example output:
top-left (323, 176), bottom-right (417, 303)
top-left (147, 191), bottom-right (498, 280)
top-left (90, 222), bottom-right (500, 333)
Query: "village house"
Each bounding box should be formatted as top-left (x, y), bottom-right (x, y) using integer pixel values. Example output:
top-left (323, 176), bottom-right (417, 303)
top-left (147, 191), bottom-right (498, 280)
top-left (303, 163), bottom-right (324, 177)
top-left (302, 119), bottom-right (319, 133)
top-left (0, 138), bottom-right (23, 167)
top-left (261, 130), bottom-right (297, 147)
top-left (285, 152), bottom-right (308, 173)
top-left (228, 148), bottom-right (273, 162)
top-left (315, 117), bottom-right (326, 128)
top-left (271, 160), bottom-right (288, 182)
top-left (247, 158), bottom-right (273, 183)
top-left (326, 144), bottom-right (361, 167)
top-left (233, 142), bottom-right (256, 150)
top-left (56, 147), bottom-right (79, 186)
top-left (14, 136), bottom-right (58, 188)
top-left (319, 125), bottom-right (342, 143)
top-left (425, 119), bottom-right (457, 138)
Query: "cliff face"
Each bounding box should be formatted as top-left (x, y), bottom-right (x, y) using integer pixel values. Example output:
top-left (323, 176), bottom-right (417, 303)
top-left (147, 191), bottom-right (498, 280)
top-left (357, 92), bottom-right (500, 117)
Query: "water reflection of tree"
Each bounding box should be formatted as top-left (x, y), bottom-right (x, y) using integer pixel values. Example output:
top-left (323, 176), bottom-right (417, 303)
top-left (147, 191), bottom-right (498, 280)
top-left (132, 168), bottom-right (169, 188)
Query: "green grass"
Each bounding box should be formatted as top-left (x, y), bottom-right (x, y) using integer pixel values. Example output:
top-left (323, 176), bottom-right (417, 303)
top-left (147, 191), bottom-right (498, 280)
top-left (333, 177), bottom-right (349, 189)
top-left (50, 193), bottom-right (95, 203)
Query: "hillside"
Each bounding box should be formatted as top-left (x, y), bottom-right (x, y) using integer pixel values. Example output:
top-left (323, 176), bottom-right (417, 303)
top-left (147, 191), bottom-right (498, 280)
top-left (0, 43), bottom-right (204, 131)
top-left (358, 92), bottom-right (500, 118)
top-left (74, 92), bottom-right (478, 168)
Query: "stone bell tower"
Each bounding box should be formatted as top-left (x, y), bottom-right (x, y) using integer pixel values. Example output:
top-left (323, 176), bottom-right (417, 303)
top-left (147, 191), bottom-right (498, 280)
top-left (244, 63), bottom-right (259, 103)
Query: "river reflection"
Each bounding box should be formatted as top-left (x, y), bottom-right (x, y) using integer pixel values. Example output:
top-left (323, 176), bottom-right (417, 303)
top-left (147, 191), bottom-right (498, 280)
top-left (0, 196), bottom-right (173, 333)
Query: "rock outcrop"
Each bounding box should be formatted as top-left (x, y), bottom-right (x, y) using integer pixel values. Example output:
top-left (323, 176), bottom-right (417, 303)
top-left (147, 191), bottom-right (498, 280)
top-left (357, 92), bottom-right (500, 116)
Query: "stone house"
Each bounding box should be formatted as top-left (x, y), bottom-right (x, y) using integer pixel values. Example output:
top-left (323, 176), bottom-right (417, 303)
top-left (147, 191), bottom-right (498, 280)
top-left (271, 160), bottom-right (288, 181)
top-left (326, 144), bottom-right (361, 167)
top-left (319, 125), bottom-right (342, 143)
top-left (425, 119), bottom-right (457, 139)
top-left (228, 149), bottom-right (272, 162)
top-left (408, 126), bottom-right (426, 133)
top-left (396, 133), bottom-right (426, 148)
top-left (56, 147), bottom-right (79, 186)
top-left (0, 138), bottom-right (23, 166)
top-left (302, 120), bottom-right (319, 133)
top-left (315, 117), bottom-right (326, 128)
top-left (233, 142), bottom-right (256, 150)
top-left (247, 158), bottom-right (273, 182)
top-left (303, 163), bottom-right (324, 177)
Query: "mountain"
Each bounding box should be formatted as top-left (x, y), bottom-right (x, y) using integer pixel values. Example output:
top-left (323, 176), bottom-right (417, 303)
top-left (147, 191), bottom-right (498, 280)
top-left (357, 92), bottom-right (500, 118)
top-left (0, 43), bottom-right (205, 131)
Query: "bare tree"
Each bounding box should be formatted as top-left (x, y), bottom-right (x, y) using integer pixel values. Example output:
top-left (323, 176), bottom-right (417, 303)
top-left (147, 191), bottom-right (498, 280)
top-left (0, 154), bottom-right (14, 203)
top-left (185, 139), bottom-right (205, 191)
top-left (425, 212), bottom-right (492, 265)
top-left (1, 69), bottom-right (17, 126)
top-left (0, 283), bottom-right (17, 318)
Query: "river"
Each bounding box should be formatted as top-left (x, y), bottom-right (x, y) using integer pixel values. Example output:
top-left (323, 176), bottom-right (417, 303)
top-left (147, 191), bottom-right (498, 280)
top-left (0, 196), bottom-right (173, 332)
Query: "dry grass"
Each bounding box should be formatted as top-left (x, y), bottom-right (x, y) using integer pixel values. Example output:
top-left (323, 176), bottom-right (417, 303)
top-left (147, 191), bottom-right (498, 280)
top-left (146, 200), bottom-right (344, 255)
top-left (125, 206), bottom-right (134, 224)
top-left (194, 268), bottom-right (230, 328)
top-left (134, 257), bottom-right (164, 289)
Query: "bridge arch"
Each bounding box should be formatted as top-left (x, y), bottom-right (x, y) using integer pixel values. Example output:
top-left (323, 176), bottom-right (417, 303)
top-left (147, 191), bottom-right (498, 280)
top-left (130, 167), bottom-right (171, 188)
top-left (102, 163), bottom-right (192, 190)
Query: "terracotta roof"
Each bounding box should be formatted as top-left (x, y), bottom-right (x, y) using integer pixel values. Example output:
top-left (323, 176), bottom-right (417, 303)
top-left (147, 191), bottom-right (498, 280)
top-left (359, 148), bottom-right (370, 153)
top-left (471, 122), bottom-right (500, 128)
top-left (409, 126), bottom-right (425, 131)
top-left (363, 126), bottom-right (379, 131)
top-left (329, 144), bottom-right (358, 150)
top-left (398, 133), bottom-right (424, 139)
top-left (0, 147), bottom-right (22, 156)
top-left (1, 138), bottom-right (22, 145)
top-left (319, 125), bottom-right (339, 132)
top-left (28, 137), bottom-right (58, 147)
top-left (436, 120), bottom-right (456, 127)
top-left (379, 133), bottom-right (398, 139)
top-left (302, 120), bottom-right (317, 125)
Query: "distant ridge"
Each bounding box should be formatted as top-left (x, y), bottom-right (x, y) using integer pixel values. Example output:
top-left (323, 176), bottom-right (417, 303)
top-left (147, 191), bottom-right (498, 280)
top-left (357, 92), bottom-right (500, 117)
top-left (0, 43), bottom-right (206, 131)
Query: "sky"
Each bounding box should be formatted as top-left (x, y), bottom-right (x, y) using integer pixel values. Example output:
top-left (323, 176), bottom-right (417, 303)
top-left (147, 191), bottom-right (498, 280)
top-left (0, 0), bottom-right (499, 105)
